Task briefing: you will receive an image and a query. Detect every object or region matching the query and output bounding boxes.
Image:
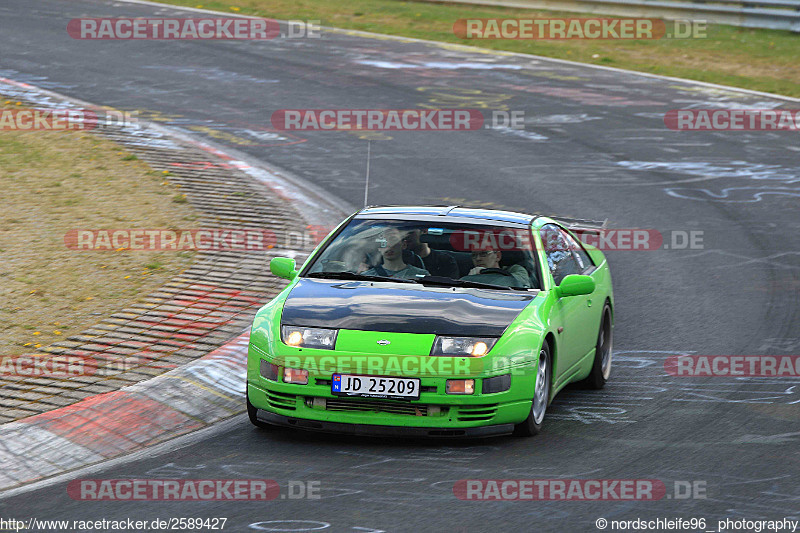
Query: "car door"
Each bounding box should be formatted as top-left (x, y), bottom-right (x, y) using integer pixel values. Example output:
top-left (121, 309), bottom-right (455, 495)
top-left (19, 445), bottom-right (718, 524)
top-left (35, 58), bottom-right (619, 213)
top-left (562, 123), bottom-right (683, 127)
top-left (559, 228), bottom-right (602, 358)
top-left (540, 224), bottom-right (594, 382)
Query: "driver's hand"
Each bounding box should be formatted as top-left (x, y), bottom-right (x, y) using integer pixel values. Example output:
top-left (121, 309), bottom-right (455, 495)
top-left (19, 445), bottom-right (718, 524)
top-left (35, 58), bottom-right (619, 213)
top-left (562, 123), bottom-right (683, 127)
top-left (468, 267), bottom-right (484, 276)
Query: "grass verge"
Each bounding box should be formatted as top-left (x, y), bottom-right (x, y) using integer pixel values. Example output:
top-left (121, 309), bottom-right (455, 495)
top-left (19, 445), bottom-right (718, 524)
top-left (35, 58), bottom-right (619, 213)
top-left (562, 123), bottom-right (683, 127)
top-left (0, 101), bottom-right (198, 356)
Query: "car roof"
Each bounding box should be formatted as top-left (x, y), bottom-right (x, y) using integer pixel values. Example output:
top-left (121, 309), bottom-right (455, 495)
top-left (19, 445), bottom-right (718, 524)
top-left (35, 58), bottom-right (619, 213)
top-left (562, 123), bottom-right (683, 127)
top-left (358, 205), bottom-right (536, 225)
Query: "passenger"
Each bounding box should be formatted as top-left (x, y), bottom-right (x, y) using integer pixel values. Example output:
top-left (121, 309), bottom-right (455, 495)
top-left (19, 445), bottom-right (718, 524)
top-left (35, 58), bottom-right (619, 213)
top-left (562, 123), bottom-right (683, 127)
top-left (345, 247), bottom-right (372, 274)
top-left (402, 229), bottom-right (459, 279)
top-left (355, 253), bottom-right (372, 274)
top-left (461, 248), bottom-right (531, 288)
top-left (363, 228), bottom-right (430, 280)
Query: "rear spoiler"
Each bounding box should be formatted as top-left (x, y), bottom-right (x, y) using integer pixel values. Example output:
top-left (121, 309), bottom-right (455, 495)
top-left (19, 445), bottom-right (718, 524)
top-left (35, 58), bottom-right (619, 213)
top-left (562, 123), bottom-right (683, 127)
top-left (536, 214), bottom-right (608, 235)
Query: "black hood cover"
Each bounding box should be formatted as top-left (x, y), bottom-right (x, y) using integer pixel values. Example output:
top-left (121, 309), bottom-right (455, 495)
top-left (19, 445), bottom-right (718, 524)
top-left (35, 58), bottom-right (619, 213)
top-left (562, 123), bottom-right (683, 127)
top-left (281, 278), bottom-right (536, 336)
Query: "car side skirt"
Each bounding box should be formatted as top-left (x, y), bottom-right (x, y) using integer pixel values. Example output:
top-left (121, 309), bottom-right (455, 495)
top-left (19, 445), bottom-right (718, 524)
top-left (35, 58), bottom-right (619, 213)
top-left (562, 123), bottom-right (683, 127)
top-left (552, 347), bottom-right (596, 398)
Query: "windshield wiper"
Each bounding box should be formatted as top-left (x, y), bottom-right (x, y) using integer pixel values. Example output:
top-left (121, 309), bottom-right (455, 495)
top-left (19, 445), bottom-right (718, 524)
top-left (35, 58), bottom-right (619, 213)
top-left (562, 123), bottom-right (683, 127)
top-left (306, 271), bottom-right (416, 283)
top-left (413, 275), bottom-right (528, 291)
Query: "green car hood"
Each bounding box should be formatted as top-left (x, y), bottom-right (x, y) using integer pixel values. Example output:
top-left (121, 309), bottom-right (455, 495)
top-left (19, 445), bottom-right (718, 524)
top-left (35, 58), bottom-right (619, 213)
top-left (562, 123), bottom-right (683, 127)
top-left (280, 278), bottom-right (537, 337)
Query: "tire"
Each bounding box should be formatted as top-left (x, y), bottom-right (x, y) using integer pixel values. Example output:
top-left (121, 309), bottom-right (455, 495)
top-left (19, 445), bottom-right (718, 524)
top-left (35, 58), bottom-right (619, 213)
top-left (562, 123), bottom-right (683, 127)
top-left (513, 341), bottom-right (552, 437)
top-left (246, 386), bottom-right (272, 430)
top-left (583, 304), bottom-right (613, 389)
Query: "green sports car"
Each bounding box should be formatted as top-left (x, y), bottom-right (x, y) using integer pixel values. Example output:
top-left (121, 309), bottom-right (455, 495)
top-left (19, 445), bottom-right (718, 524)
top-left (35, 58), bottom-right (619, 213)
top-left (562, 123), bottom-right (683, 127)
top-left (246, 206), bottom-right (613, 437)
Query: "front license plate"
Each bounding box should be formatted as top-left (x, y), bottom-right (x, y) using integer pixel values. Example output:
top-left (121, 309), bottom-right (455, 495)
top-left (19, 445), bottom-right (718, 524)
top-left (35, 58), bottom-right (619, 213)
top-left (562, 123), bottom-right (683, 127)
top-left (332, 374), bottom-right (420, 400)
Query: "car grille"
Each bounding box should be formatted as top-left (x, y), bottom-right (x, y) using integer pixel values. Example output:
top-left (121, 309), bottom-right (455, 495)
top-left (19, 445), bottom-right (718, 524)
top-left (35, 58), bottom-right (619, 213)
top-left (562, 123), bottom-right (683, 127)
top-left (325, 398), bottom-right (429, 416)
top-left (457, 404), bottom-right (498, 422)
top-left (266, 390), bottom-right (298, 411)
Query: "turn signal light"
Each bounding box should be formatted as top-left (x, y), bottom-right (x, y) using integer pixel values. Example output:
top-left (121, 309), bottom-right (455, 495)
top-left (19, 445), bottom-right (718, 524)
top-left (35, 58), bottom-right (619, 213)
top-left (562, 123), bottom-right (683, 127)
top-left (283, 367), bottom-right (309, 385)
top-left (446, 379), bottom-right (475, 395)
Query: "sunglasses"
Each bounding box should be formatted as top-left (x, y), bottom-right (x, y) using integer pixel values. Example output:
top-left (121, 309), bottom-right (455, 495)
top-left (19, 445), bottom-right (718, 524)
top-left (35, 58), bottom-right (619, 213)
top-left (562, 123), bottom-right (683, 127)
top-left (471, 251), bottom-right (496, 258)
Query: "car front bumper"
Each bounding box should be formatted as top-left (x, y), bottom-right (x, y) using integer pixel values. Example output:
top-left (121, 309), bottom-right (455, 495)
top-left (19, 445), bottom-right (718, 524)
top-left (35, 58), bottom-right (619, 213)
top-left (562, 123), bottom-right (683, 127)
top-left (247, 379), bottom-right (532, 438)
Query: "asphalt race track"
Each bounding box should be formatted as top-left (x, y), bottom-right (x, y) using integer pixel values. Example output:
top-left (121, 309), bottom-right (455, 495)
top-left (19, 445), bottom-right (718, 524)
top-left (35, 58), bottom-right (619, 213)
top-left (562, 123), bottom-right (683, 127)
top-left (1, 0), bottom-right (799, 531)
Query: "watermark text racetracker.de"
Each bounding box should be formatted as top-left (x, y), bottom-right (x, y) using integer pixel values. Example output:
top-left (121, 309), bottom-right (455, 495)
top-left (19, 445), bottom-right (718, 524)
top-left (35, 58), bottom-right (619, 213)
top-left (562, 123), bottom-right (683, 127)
top-left (453, 479), bottom-right (707, 500)
top-left (67, 479), bottom-right (321, 501)
top-left (453, 18), bottom-right (707, 39)
top-left (270, 109), bottom-right (528, 131)
top-left (0, 354), bottom-right (176, 378)
top-left (442, 227), bottom-right (703, 253)
top-left (63, 226), bottom-right (330, 251)
top-left (572, 229), bottom-right (704, 251)
top-left (0, 108), bottom-right (138, 131)
top-left (665, 355), bottom-right (800, 377)
top-left (67, 18), bottom-right (320, 40)
top-left (665, 109), bottom-right (800, 131)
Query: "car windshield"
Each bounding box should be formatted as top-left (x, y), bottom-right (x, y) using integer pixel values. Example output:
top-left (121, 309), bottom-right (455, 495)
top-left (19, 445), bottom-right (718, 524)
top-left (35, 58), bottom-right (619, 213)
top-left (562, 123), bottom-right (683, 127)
top-left (304, 218), bottom-right (540, 289)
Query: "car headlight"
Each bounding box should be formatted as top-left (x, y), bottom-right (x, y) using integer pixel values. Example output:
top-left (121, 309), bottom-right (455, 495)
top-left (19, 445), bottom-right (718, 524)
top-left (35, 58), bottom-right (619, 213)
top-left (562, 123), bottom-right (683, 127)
top-left (431, 336), bottom-right (497, 357)
top-left (281, 325), bottom-right (338, 350)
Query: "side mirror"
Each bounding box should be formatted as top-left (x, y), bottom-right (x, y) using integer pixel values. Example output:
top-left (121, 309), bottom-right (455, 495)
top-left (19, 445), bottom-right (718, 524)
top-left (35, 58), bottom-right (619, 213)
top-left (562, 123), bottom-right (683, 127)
top-left (270, 257), bottom-right (297, 280)
top-left (556, 274), bottom-right (595, 297)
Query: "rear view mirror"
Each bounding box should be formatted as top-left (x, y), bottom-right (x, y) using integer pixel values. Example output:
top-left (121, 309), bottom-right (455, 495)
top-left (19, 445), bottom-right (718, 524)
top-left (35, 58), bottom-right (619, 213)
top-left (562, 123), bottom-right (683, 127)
top-left (270, 257), bottom-right (297, 280)
top-left (556, 274), bottom-right (595, 297)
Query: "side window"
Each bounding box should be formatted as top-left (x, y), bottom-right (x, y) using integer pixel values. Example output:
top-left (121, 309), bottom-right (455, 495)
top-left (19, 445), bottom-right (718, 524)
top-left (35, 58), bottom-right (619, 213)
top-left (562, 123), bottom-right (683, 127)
top-left (541, 225), bottom-right (581, 285)
top-left (561, 230), bottom-right (594, 272)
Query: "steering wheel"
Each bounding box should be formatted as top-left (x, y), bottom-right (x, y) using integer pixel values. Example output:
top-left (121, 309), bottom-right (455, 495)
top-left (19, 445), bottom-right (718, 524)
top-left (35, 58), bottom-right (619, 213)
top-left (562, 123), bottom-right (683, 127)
top-left (477, 267), bottom-right (514, 276)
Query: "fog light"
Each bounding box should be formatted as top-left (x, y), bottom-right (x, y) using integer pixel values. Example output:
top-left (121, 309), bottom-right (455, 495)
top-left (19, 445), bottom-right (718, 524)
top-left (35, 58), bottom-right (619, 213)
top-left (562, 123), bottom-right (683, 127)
top-left (260, 360), bottom-right (279, 381)
top-left (283, 367), bottom-right (309, 385)
top-left (446, 379), bottom-right (475, 395)
top-left (482, 374), bottom-right (511, 394)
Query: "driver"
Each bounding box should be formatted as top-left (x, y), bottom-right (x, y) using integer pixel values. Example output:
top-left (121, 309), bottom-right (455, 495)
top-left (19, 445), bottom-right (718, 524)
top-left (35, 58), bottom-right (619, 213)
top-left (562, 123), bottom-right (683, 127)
top-left (402, 229), bottom-right (459, 279)
top-left (362, 228), bottom-right (430, 280)
top-left (461, 248), bottom-right (530, 288)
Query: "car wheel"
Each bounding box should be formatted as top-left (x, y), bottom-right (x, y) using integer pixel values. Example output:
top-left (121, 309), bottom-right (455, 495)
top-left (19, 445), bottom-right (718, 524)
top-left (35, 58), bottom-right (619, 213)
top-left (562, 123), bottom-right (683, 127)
top-left (513, 341), bottom-right (551, 437)
top-left (584, 304), bottom-right (613, 389)
top-left (246, 386), bottom-right (272, 430)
